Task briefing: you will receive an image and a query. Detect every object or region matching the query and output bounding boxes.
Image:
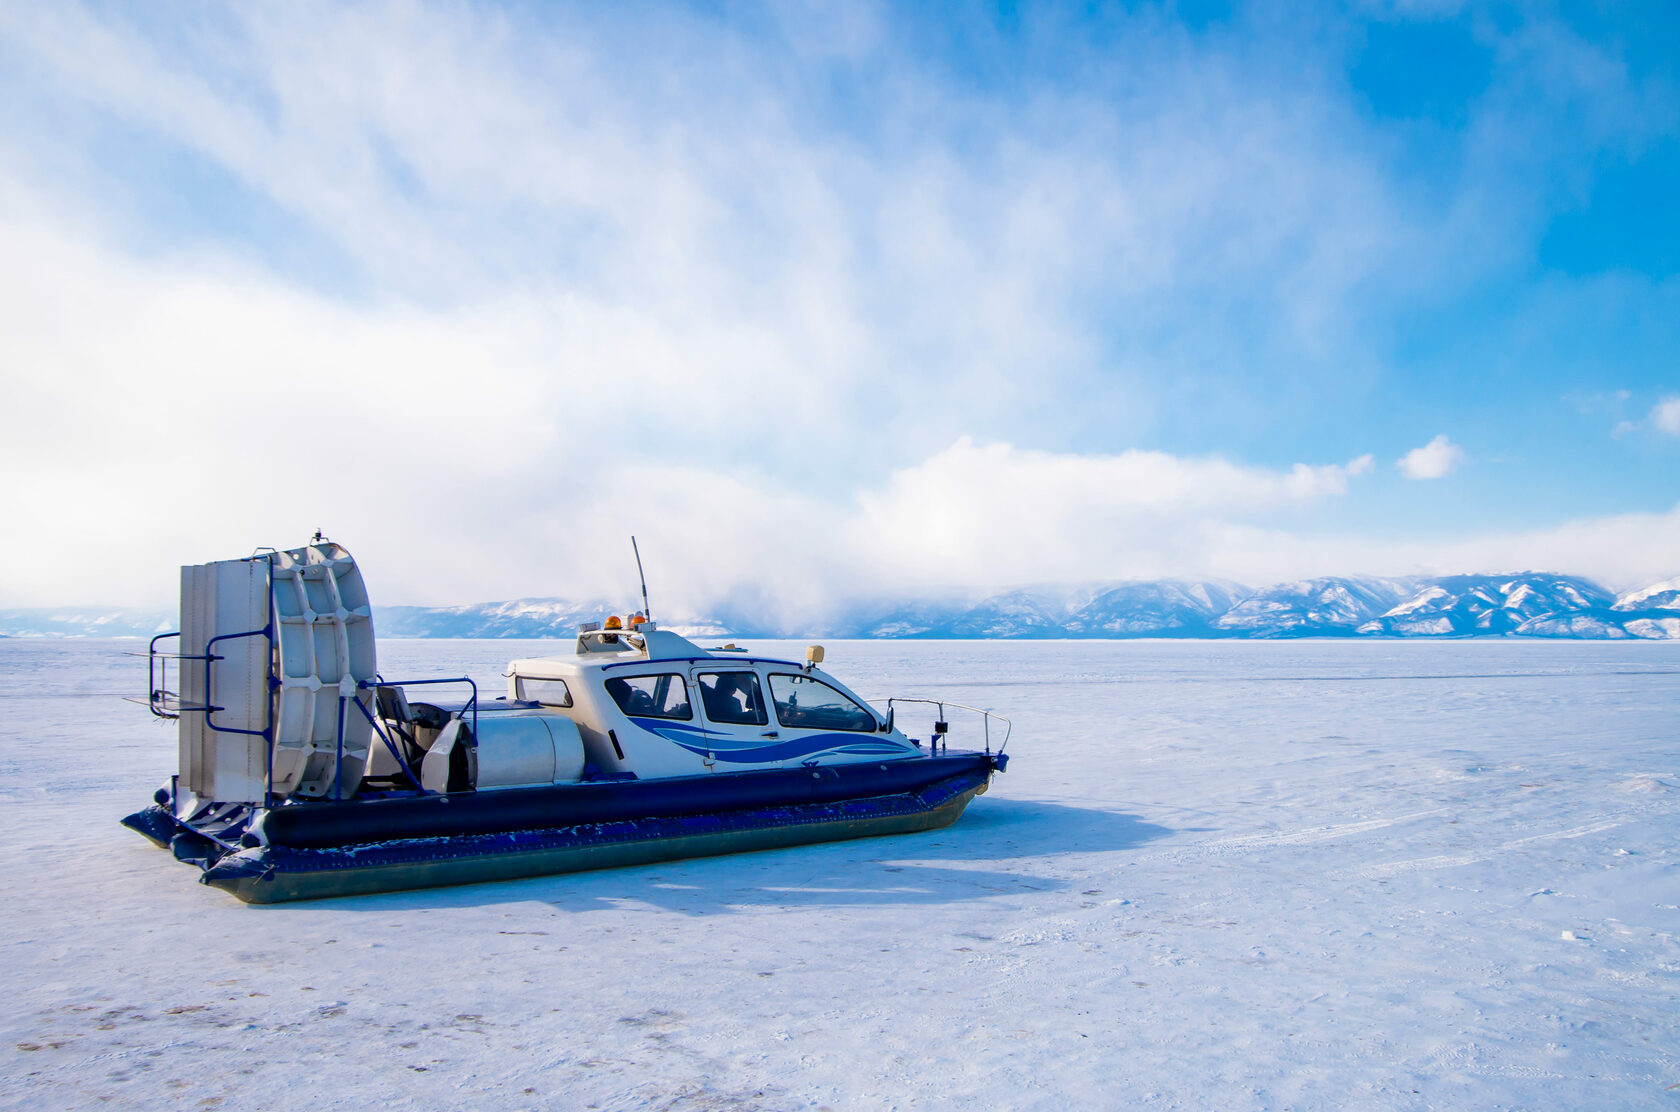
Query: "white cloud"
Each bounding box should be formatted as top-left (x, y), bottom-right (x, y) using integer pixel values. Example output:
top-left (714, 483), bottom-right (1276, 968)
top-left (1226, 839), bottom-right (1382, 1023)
top-left (0, 1), bottom-right (1439, 456)
top-left (1611, 394), bottom-right (1680, 438)
top-left (0, 198), bottom-right (1379, 608)
top-left (0, 1), bottom-right (1430, 610)
top-left (1, 4), bottom-right (1673, 617)
top-left (1651, 395), bottom-right (1680, 436)
top-left (1146, 502), bottom-right (1680, 593)
top-left (4, 201), bottom-right (1673, 618)
top-left (1397, 434), bottom-right (1465, 480)
top-left (1425, 502), bottom-right (1680, 589)
top-left (844, 438), bottom-right (1375, 589)
top-left (0, 205), bottom-right (1378, 609)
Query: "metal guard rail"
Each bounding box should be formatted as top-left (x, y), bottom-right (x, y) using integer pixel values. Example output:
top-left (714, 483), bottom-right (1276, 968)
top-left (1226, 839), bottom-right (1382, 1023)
top-left (353, 675), bottom-right (481, 798)
top-left (361, 675), bottom-right (479, 743)
top-left (886, 697), bottom-right (1011, 756)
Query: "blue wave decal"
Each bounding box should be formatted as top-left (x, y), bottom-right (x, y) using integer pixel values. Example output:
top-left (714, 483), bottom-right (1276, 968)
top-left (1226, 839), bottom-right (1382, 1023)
top-left (661, 731), bottom-right (913, 764)
top-left (633, 724), bottom-right (711, 749)
top-left (631, 721), bottom-right (766, 755)
top-left (625, 718), bottom-right (915, 763)
top-left (626, 717), bottom-right (705, 735)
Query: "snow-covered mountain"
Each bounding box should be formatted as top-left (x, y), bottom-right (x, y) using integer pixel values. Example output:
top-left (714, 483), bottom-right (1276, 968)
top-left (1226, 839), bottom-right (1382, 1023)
top-left (1614, 577), bottom-right (1680, 612)
top-left (389, 571), bottom-right (1666, 641)
top-left (377, 598), bottom-right (618, 639)
top-left (1214, 577), bottom-right (1413, 637)
top-left (814, 580), bottom-right (1250, 639)
top-left (1618, 615), bottom-right (1680, 639)
top-left (0, 607), bottom-right (175, 638)
top-left (1358, 574), bottom-right (1616, 637)
top-left (1067, 580), bottom-right (1250, 637)
top-left (849, 589), bottom-right (1076, 639)
top-left (1606, 576), bottom-right (1680, 640)
top-left (4, 573), bottom-right (1677, 639)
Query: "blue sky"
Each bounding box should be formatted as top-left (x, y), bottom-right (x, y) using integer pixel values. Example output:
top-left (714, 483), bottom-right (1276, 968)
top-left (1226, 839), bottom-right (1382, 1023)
top-left (1, 1), bottom-right (1676, 613)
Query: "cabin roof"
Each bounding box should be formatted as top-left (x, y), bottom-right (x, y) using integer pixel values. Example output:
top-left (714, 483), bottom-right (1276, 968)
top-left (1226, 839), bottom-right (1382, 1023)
top-left (508, 627), bottom-right (812, 680)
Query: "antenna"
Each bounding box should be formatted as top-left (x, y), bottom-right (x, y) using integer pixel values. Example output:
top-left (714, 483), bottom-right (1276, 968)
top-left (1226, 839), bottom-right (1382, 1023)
top-left (631, 536), bottom-right (652, 624)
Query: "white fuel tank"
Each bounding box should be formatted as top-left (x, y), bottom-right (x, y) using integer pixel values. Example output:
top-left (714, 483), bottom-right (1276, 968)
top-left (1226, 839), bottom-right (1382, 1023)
top-left (421, 713), bottom-right (586, 792)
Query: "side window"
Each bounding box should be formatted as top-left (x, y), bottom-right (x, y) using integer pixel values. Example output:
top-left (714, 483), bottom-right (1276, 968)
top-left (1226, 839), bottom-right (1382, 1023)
top-left (698, 672), bottom-right (768, 726)
top-left (516, 677), bottom-right (573, 707)
top-left (603, 674), bottom-right (691, 720)
top-left (768, 674), bottom-right (877, 732)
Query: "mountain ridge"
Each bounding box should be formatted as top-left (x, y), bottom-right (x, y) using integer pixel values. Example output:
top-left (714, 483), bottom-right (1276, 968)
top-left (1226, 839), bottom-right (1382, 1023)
top-left (7, 572), bottom-right (1676, 639)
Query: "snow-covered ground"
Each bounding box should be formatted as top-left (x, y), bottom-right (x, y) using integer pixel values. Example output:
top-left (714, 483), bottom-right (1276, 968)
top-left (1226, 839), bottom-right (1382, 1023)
top-left (3, 637), bottom-right (1677, 1110)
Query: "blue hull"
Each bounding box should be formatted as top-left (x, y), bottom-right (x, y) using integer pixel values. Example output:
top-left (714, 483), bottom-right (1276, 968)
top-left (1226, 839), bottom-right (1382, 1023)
top-left (122, 753), bottom-right (1002, 904)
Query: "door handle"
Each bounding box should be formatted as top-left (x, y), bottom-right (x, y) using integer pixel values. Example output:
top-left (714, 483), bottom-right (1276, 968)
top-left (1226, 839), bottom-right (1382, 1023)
top-left (761, 730), bottom-right (779, 738)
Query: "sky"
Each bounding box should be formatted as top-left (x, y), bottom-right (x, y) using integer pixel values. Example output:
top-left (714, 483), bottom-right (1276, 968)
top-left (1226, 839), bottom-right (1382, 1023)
top-left (1, 0), bottom-right (1677, 618)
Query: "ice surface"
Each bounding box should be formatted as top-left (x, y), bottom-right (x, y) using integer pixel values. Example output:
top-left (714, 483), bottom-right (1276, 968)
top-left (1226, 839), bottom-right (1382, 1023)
top-left (3, 638), bottom-right (1678, 1110)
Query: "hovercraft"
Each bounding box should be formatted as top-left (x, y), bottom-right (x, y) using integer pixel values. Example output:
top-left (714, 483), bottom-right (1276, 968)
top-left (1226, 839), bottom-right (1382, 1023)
top-left (122, 539), bottom-right (1009, 903)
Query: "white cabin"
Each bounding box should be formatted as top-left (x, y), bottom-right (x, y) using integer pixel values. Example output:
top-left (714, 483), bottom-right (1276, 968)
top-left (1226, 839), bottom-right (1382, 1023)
top-left (503, 624), bottom-right (920, 780)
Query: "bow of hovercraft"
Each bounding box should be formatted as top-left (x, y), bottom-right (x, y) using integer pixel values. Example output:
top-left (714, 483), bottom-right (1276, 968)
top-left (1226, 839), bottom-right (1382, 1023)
top-left (124, 539), bottom-right (1010, 903)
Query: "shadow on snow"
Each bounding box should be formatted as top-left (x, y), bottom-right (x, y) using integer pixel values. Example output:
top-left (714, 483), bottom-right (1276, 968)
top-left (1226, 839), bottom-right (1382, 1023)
top-left (308, 798), bottom-right (1172, 915)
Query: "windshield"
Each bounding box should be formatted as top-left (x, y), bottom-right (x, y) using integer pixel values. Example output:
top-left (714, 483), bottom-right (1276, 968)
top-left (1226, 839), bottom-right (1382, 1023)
top-left (768, 673), bottom-right (877, 732)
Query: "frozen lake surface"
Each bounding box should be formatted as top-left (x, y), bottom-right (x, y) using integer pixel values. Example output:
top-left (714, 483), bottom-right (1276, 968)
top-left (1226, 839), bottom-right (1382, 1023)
top-left (3, 637), bottom-right (1678, 1110)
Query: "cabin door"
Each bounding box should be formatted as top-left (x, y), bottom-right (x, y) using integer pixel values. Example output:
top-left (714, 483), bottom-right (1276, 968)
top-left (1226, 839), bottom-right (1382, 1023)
top-left (690, 667), bottom-right (777, 772)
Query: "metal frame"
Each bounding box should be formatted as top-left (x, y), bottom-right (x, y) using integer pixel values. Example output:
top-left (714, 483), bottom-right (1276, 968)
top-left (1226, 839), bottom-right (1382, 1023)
top-left (204, 626), bottom-right (276, 740)
top-left (362, 675), bottom-right (479, 741)
top-left (141, 555), bottom-right (282, 806)
top-left (346, 693), bottom-right (429, 794)
top-left (142, 632), bottom-right (185, 718)
top-left (354, 674), bottom-right (481, 796)
top-left (146, 614), bottom-right (482, 804)
top-left (886, 697), bottom-right (1012, 756)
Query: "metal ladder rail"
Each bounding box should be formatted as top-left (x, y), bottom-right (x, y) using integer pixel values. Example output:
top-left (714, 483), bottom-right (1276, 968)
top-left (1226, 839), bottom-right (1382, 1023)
top-left (131, 623), bottom-right (282, 804)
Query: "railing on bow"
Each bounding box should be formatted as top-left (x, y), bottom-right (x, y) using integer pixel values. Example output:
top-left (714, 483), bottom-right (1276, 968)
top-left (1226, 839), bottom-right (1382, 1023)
top-left (885, 697), bottom-right (1011, 756)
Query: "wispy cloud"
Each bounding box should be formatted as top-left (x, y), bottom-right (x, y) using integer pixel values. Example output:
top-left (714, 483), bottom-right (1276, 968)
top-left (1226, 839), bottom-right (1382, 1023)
top-left (0, 3), bottom-right (1438, 430)
top-left (1613, 393), bottom-right (1680, 438)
